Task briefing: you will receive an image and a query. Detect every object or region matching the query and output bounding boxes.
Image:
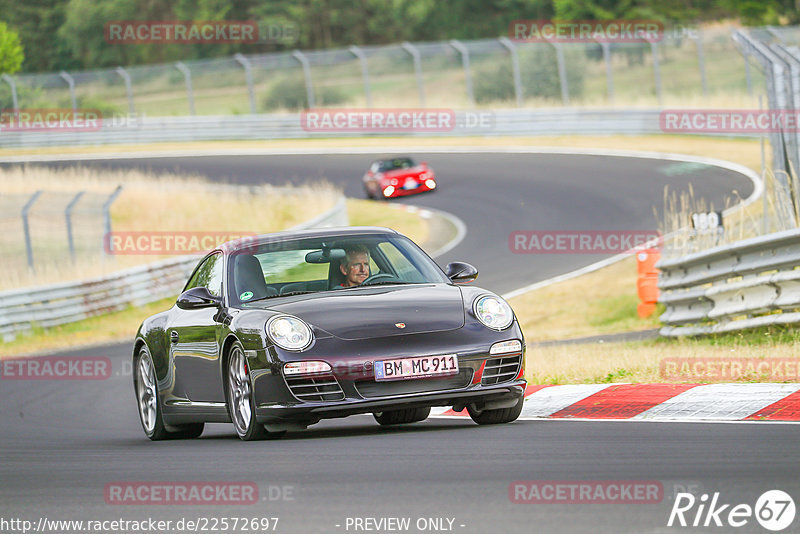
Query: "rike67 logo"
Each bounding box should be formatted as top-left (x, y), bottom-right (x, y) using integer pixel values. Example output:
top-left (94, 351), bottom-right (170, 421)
top-left (668, 490), bottom-right (795, 531)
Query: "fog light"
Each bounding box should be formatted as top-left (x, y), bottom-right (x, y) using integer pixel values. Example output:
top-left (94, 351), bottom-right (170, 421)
top-left (383, 186), bottom-right (395, 197)
top-left (425, 179), bottom-right (436, 189)
top-left (284, 361), bottom-right (331, 376)
top-left (490, 340), bottom-right (522, 355)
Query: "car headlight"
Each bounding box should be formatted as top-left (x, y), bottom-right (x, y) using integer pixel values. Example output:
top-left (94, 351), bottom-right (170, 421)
top-left (473, 295), bottom-right (514, 330)
top-left (266, 315), bottom-right (313, 351)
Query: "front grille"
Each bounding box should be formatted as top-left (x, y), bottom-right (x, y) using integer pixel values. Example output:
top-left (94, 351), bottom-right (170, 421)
top-left (285, 373), bottom-right (345, 402)
top-left (355, 368), bottom-right (473, 398)
top-left (481, 354), bottom-right (522, 385)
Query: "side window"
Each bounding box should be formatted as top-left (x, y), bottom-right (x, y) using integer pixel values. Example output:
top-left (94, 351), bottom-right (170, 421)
top-left (184, 253), bottom-right (224, 297)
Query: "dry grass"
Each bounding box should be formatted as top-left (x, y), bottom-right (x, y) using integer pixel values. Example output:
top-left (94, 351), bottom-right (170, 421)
top-left (347, 199), bottom-right (429, 246)
top-left (0, 198), bottom-right (433, 356)
top-left (507, 134), bottom-right (764, 339)
top-left (511, 255), bottom-right (661, 342)
top-left (526, 334), bottom-right (800, 385)
top-left (0, 165), bottom-right (339, 291)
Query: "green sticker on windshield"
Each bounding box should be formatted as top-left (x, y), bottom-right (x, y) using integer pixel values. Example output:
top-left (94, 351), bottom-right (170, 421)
top-left (240, 291), bottom-right (254, 301)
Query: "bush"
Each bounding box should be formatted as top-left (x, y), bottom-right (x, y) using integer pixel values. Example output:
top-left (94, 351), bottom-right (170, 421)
top-left (474, 46), bottom-right (586, 103)
top-left (262, 74), bottom-right (347, 111)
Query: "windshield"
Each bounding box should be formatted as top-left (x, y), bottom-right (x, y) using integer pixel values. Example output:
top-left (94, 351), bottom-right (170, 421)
top-left (378, 157), bottom-right (415, 171)
top-left (227, 234), bottom-right (449, 305)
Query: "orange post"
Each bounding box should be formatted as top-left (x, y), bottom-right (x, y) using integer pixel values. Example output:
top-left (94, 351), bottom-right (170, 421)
top-left (636, 249), bottom-right (660, 318)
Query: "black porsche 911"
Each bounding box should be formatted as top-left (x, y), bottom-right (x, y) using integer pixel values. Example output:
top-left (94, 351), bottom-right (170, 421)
top-left (133, 227), bottom-right (526, 441)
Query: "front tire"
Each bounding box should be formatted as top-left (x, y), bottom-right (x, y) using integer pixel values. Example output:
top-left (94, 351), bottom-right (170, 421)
top-left (374, 407), bottom-right (430, 426)
top-left (225, 342), bottom-right (285, 441)
top-left (467, 396), bottom-right (524, 425)
top-left (135, 346), bottom-right (204, 440)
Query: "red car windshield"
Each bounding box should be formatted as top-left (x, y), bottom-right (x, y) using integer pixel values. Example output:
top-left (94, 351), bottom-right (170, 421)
top-left (378, 158), bottom-right (416, 171)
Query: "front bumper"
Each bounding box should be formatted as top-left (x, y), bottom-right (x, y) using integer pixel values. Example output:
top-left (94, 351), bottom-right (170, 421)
top-left (254, 379), bottom-right (525, 424)
top-left (384, 180), bottom-right (435, 198)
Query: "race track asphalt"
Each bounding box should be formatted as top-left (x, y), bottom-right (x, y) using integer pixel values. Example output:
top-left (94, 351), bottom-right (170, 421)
top-left (4, 152), bottom-right (793, 534)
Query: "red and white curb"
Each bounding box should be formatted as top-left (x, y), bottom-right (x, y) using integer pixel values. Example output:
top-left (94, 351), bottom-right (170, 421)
top-left (431, 383), bottom-right (800, 422)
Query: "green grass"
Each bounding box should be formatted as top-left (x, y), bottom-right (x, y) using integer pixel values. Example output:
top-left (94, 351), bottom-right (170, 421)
top-left (650, 325), bottom-right (800, 347)
top-left (0, 297), bottom-right (175, 358)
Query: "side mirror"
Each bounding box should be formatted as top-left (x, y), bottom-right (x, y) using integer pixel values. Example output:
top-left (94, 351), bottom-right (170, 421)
top-left (177, 287), bottom-right (221, 310)
top-left (445, 262), bottom-right (478, 284)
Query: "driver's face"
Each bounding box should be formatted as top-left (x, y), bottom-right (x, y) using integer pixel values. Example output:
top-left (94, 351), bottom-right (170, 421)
top-left (340, 252), bottom-right (370, 287)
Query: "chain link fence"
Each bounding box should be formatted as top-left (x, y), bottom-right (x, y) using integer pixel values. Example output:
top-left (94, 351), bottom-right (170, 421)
top-left (638, 26), bottom-right (800, 261)
top-left (0, 188), bottom-right (121, 278)
top-left (0, 26), bottom-right (762, 118)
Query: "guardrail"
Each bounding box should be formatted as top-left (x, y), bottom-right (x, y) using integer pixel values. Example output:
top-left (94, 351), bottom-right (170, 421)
top-left (656, 27), bottom-right (800, 337)
top-left (0, 195), bottom-right (348, 342)
top-left (658, 228), bottom-right (800, 336)
top-left (0, 109), bottom-right (756, 149)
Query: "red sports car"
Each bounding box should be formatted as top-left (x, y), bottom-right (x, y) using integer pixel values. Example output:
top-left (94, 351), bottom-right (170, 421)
top-left (362, 156), bottom-right (437, 199)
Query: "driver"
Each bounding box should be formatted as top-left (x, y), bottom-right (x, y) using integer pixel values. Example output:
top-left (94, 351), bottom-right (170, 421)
top-left (338, 245), bottom-right (370, 287)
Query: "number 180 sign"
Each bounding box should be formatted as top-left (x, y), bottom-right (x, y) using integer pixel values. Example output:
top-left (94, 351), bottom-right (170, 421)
top-left (691, 211), bottom-right (723, 234)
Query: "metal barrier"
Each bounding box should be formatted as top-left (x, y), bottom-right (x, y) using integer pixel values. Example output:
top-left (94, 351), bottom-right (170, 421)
top-left (658, 227), bottom-right (800, 336)
top-left (0, 195), bottom-right (348, 341)
top-left (0, 109), bottom-right (754, 149)
top-left (655, 27), bottom-right (800, 337)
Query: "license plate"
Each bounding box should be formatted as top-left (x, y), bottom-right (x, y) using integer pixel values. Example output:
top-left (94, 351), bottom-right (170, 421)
top-left (374, 354), bottom-right (458, 381)
top-left (403, 179), bottom-right (419, 190)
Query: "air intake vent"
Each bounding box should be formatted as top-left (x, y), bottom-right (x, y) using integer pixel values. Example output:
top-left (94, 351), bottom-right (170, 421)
top-left (355, 368), bottom-right (473, 398)
top-left (285, 374), bottom-right (345, 402)
top-left (481, 354), bottom-right (522, 385)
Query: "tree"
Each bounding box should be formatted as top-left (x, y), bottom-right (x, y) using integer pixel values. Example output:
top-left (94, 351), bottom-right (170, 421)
top-left (0, 21), bottom-right (24, 75)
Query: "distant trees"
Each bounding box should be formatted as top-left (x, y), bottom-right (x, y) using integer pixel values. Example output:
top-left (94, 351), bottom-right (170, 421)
top-left (0, 0), bottom-right (798, 73)
top-left (0, 21), bottom-right (24, 75)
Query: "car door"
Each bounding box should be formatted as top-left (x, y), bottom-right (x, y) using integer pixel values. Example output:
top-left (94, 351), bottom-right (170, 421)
top-left (168, 252), bottom-right (226, 403)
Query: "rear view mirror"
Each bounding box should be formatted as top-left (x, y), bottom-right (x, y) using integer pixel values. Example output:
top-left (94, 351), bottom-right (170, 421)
top-left (177, 287), bottom-right (221, 309)
top-left (305, 249), bottom-right (345, 264)
top-left (445, 262), bottom-right (478, 284)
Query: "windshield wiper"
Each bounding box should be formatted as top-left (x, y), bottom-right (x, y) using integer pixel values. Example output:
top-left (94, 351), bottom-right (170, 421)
top-left (245, 290), bottom-right (315, 303)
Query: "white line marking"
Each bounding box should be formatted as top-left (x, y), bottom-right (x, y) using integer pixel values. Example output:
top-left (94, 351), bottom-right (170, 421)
top-left (428, 414), bottom-right (800, 425)
top-left (631, 383), bottom-right (800, 421)
top-left (520, 384), bottom-right (612, 418)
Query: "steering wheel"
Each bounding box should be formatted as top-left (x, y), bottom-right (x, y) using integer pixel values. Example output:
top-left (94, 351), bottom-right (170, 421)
top-left (361, 273), bottom-right (398, 286)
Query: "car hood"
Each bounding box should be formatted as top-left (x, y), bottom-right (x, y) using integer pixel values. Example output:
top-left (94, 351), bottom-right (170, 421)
top-left (382, 166), bottom-right (425, 179)
top-left (262, 284), bottom-right (465, 340)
